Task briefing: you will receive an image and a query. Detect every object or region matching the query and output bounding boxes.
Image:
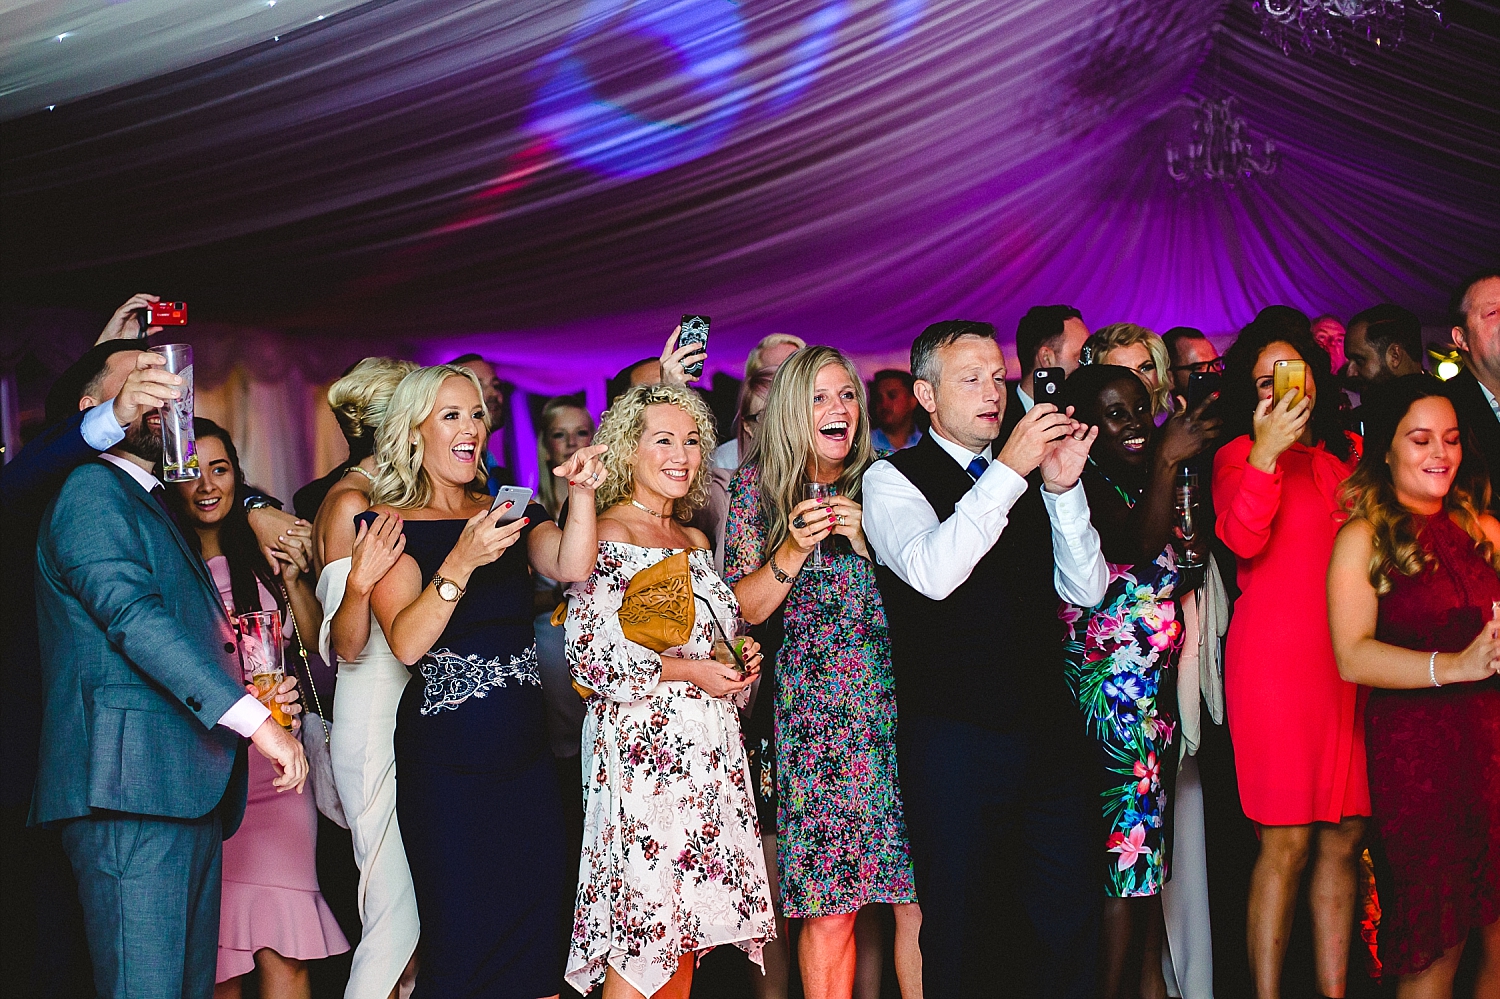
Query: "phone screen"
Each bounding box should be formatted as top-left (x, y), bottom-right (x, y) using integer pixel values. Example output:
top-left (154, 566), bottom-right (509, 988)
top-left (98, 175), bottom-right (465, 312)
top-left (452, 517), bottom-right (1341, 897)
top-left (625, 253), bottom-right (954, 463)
top-left (489, 485), bottom-right (533, 521)
top-left (1273, 360), bottom-right (1307, 407)
top-left (677, 315), bottom-right (710, 380)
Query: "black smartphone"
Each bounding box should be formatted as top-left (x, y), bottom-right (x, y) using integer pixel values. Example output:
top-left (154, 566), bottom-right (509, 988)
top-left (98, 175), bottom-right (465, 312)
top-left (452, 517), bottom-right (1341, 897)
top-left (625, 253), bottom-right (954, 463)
top-left (677, 315), bottom-right (710, 380)
top-left (1031, 366), bottom-right (1065, 404)
top-left (1187, 370), bottom-right (1221, 413)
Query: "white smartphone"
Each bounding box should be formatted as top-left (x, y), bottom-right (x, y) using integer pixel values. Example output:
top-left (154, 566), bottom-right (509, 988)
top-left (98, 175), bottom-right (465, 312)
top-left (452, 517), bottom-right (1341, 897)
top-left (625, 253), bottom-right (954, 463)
top-left (489, 485), bottom-right (533, 522)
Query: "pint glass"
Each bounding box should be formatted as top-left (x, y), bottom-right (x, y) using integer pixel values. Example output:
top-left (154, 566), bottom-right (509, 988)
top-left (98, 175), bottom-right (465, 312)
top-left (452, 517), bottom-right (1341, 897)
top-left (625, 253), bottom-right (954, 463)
top-left (238, 610), bottom-right (291, 729)
top-left (150, 343), bottom-right (199, 482)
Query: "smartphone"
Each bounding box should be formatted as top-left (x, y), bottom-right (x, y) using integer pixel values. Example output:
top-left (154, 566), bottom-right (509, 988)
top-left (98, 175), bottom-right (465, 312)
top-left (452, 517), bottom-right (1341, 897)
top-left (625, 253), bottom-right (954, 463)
top-left (1273, 359), bottom-right (1307, 408)
top-left (1187, 370), bottom-right (1221, 412)
top-left (489, 485), bottom-right (533, 522)
top-left (677, 315), bottom-right (710, 380)
top-left (1031, 366), bottom-right (1065, 404)
top-left (147, 301), bottom-right (188, 325)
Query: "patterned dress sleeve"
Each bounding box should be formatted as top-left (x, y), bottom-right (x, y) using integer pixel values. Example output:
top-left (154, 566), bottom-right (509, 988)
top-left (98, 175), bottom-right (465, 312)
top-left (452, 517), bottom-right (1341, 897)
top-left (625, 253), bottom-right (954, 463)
top-left (1212, 434), bottom-right (1283, 560)
top-left (566, 552), bottom-right (664, 702)
top-left (723, 466), bottom-right (767, 587)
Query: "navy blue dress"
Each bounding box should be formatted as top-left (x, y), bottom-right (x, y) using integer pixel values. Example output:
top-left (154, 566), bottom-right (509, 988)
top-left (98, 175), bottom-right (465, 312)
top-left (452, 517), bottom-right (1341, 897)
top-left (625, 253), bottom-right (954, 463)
top-left (361, 508), bottom-right (565, 998)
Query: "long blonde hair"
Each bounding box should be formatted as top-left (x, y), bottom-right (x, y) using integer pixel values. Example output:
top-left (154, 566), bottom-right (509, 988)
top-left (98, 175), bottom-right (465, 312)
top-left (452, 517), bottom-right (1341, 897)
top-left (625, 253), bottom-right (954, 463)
top-left (1088, 322), bottom-right (1173, 415)
top-left (535, 395), bottom-right (594, 519)
top-left (592, 383), bottom-right (717, 521)
top-left (371, 365), bottom-right (489, 510)
top-left (751, 346), bottom-right (873, 557)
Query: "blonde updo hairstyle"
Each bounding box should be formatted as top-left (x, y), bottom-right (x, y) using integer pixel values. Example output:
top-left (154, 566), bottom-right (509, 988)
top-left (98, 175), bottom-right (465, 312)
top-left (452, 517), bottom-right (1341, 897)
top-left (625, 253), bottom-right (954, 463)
top-left (1087, 322), bottom-right (1173, 415)
top-left (592, 383), bottom-right (717, 521)
top-left (371, 364), bottom-right (489, 511)
top-left (327, 357), bottom-right (419, 457)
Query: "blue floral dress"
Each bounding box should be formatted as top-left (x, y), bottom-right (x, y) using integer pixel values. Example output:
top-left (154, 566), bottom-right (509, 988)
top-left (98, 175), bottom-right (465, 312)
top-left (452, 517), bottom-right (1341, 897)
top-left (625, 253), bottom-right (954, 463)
top-left (1060, 544), bottom-right (1182, 898)
top-left (724, 466), bottom-right (917, 918)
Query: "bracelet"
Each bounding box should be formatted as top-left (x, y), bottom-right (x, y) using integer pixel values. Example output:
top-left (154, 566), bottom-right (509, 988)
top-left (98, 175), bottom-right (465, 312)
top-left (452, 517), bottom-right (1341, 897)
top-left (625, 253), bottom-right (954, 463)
top-left (768, 550), bottom-right (798, 585)
top-left (1429, 650), bottom-right (1441, 688)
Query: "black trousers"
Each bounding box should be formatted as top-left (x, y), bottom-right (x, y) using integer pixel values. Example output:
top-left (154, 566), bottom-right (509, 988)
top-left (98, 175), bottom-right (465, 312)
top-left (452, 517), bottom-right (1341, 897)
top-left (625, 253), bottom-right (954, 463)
top-left (899, 715), bottom-right (1101, 999)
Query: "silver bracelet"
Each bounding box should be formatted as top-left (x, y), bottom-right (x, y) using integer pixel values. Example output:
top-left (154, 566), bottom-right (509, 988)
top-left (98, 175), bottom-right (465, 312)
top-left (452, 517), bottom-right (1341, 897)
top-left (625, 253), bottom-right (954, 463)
top-left (1429, 650), bottom-right (1441, 688)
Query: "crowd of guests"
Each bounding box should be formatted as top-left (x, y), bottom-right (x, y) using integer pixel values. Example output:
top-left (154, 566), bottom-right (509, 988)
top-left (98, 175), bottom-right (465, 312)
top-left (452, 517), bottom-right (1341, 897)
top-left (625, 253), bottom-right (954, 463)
top-left (2, 268), bottom-right (1498, 999)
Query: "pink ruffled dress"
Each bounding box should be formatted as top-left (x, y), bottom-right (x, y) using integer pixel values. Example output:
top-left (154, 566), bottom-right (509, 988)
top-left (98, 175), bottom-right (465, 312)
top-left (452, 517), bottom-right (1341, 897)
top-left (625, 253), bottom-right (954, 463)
top-left (208, 557), bottom-right (349, 982)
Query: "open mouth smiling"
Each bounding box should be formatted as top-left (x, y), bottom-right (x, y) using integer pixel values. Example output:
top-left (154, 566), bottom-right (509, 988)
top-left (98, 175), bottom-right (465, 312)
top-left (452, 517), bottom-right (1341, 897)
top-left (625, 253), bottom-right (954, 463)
top-left (819, 420), bottom-right (849, 442)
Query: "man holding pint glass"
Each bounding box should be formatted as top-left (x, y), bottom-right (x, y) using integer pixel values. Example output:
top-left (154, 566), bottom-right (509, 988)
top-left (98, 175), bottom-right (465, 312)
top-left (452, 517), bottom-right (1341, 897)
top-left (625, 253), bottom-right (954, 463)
top-left (30, 336), bottom-right (309, 999)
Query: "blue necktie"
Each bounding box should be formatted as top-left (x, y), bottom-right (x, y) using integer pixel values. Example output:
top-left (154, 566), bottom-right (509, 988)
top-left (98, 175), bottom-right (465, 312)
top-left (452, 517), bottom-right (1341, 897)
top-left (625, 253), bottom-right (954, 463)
top-left (966, 455), bottom-right (988, 481)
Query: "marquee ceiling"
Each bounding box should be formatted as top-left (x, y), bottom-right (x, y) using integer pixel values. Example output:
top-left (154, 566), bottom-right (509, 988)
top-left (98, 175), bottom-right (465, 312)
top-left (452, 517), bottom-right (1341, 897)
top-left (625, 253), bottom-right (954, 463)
top-left (2, 0), bottom-right (1496, 372)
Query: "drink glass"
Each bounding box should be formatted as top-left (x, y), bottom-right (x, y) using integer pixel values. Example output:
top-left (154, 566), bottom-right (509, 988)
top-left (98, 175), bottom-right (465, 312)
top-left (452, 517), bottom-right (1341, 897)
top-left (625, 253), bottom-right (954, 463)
top-left (238, 610), bottom-right (291, 729)
top-left (711, 618), bottom-right (751, 676)
top-left (802, 482), bottom-right (838, 571)
top-left (150, 343), bottom-right (199, 482)
top-left (1175, 470), bottom-right (1202, 570)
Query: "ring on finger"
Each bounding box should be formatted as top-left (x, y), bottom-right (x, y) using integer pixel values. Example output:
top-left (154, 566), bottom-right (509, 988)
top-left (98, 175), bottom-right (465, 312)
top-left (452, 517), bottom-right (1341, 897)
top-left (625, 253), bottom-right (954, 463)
top-left (792, 514), bottom-right (807, 529)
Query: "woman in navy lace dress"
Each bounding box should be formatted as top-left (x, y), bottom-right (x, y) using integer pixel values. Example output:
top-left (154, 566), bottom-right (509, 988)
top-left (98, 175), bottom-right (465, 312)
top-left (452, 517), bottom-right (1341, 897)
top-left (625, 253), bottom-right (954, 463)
top-left (366, 364), bottom-right (606, 998)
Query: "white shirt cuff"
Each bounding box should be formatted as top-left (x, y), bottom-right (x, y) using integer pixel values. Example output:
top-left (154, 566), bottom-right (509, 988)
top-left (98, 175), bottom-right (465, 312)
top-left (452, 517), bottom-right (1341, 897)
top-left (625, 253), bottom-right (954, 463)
top-left (79, 401), bottom-right (127, 451)
top-left (217, 694), bottom-right (272, 738)
top-left (1040, 478), bottom-right (1088, 523)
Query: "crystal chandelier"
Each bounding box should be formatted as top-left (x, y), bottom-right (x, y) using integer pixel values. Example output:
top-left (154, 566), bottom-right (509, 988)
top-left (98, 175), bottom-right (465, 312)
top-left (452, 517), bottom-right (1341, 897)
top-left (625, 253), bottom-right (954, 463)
top-left (1254, 0), bottom-right (1444, 61)
top-left (1165, 97), bottom-right (1278, 186)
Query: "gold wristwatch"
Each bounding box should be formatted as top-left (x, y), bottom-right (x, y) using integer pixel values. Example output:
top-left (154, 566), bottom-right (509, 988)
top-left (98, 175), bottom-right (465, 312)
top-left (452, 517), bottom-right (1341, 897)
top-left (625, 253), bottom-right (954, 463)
top-left (432, 574), bottom-right (466, 602)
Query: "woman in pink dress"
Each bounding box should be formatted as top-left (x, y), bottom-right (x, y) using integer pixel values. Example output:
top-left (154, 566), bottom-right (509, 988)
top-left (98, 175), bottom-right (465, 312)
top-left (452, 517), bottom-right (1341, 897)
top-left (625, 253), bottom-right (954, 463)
top-left (169, 419), bottom-right (350, 999)
top-left (1329, 377), bottom-right (1500, 997)
top-left (1213, 313), bottom-right (1369, 999)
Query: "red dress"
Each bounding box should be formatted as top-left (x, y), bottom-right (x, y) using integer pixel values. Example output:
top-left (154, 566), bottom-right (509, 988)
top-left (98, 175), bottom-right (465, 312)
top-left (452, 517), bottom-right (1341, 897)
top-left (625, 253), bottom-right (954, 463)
top-left (1213, 435), bottom-right (1370, 825)
top-left (1369, 514), bottom-right (1500, 976)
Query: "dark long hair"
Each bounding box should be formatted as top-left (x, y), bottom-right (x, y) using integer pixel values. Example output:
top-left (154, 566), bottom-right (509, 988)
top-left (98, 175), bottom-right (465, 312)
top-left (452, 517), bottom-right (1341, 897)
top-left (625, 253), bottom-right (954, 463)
top-left (166, 418), bottom-right (282, 616)
top-left (1219, 306), bottom-right (1351, 462)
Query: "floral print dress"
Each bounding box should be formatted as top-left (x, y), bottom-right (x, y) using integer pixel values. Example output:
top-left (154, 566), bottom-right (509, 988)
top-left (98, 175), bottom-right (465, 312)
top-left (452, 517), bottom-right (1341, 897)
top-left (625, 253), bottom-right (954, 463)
top-left (724, 466), bottom-right (917, 918)
top-left (1060, 545), bottom-right (1182, 898)
top-left (564, 542), bottom-right (774, 997)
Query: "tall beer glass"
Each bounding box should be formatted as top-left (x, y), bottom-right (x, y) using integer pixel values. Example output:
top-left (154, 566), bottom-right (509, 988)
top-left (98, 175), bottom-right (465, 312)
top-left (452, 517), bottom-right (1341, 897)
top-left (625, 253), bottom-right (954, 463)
top-left (238, 610), bottom-right (291, 729)
top-left (151, 343), bottom-right (199, 482)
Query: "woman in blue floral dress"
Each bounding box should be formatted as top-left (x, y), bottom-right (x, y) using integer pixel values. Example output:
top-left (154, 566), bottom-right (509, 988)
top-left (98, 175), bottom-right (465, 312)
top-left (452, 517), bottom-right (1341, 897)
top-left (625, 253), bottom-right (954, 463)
top-left (1056, 364), bottom-right (1219, 999)
top-left (725, 346), bottom-right (919, 999)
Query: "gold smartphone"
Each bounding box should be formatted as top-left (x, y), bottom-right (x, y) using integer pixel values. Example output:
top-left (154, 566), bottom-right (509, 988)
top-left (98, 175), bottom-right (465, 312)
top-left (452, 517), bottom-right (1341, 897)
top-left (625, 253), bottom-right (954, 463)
top-left (1273, 359), bottom-right (1307, 407)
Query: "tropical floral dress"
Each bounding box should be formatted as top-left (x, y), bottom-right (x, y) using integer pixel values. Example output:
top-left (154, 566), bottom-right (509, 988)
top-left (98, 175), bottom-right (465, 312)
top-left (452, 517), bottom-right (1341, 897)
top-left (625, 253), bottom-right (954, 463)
top-left (1060, 543), bottom-right (1182, 898)
top-left (724, 466), bottom-right (917, 918)
top-left (563, 542), bottom-right (775, 997)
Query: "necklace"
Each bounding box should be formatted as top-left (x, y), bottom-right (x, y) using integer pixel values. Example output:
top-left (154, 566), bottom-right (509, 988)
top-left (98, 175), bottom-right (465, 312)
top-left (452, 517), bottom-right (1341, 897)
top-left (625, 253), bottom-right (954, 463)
top-left (1087, 458), bottom-right (1141, 509)
top-left (349, 465), bottom-right (375, 482)
top-left (630, 498), bottom-right (671, 519)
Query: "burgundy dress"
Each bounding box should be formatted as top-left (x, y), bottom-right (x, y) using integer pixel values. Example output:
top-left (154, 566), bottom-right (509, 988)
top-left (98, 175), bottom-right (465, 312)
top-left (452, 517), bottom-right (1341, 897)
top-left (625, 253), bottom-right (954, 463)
top-left (1369, 514), bottom-right (1500, 976)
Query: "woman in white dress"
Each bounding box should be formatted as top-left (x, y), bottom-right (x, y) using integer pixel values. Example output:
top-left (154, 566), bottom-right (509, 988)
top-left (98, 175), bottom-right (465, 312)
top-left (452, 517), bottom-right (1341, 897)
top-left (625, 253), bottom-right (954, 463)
top-left (310, 358), bottom-right (421, 999)
top-left (565, 382), bottom-right (776, 999)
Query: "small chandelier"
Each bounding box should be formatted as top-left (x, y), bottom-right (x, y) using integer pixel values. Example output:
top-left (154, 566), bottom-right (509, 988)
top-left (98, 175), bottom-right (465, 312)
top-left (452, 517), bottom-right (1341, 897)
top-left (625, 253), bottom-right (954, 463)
top-left (1165, 97), bottom-right (1278, 186)
top-left (1254, 0), bottom-right (1444, 61)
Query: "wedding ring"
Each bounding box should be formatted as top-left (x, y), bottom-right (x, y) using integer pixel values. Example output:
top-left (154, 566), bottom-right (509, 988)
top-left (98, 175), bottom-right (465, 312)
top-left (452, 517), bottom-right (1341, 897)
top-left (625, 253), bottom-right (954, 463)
top-left (837, 514), bottom-right (847, 526)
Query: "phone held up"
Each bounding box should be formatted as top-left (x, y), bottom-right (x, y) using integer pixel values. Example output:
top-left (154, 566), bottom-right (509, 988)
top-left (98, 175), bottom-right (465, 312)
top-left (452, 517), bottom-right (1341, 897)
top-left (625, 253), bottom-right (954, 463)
top-left (1031, 367), bottom-right (1065, 405)
top-left (1187, 370), bottom-right (1221, 413)
top-left (677, 315), bottom-right (710, 380)
top-left (489, 485), bottom-right (533, 523)
top-left (1272, 359), bottom-right (1307, 408)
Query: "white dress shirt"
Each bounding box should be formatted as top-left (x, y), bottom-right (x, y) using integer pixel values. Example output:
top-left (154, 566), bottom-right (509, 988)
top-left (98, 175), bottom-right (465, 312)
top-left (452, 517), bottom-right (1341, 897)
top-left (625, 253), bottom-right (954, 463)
top-left (1480, 380), bottom-right (1500, 423)
top-left (98, 452), bottom-right (271, 738)
top-left (79, 401), bottom-right (127, 451)
top-left (1016, 384), bottom-right (1036, 414)
top-left (861, 429), bottom-right (1108, 605)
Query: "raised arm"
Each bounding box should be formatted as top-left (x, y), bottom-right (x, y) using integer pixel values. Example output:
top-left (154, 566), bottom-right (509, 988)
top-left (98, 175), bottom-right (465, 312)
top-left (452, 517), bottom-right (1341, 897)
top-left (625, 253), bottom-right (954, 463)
top-left (1213, 437), bottom-right (1282, 559)
top-left (528, 444), bottom-right (607, 583)
top-left (724, 469), bottom-right (831, 625)
top-left (328, 510), bottom-right (405, 662)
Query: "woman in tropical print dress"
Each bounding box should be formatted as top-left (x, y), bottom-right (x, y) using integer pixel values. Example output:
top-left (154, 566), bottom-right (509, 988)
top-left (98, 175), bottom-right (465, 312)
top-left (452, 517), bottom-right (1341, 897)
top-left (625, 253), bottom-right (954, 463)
top-left (725, 346), bottom-right (920, 999)
top-left (565, 383), bottom-right (775, 999)
top-left (1057, 365), bottom-right (1219, 999)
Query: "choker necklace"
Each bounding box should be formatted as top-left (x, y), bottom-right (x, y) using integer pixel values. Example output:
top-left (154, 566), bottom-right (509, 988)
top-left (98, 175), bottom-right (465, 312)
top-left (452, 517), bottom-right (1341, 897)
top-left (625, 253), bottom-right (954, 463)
top-left (630, 499), bottom-right (671, 519)
top-left (349, 465), bottom-right (375, 482)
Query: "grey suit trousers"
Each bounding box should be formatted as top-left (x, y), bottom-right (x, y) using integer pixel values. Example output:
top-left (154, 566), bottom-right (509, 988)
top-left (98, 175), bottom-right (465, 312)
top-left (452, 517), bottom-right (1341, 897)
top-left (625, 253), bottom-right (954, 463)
top-left (60, 811), bottom-right (223, 999)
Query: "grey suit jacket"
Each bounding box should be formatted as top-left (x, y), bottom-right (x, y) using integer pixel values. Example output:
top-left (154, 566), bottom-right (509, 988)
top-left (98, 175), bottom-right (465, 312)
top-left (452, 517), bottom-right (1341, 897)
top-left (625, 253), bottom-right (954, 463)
top-left (30, 458), bottom-right (250, 831)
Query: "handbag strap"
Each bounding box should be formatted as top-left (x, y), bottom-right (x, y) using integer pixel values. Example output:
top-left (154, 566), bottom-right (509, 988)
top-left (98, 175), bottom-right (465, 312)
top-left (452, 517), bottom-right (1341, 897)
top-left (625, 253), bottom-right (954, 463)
top-left (280, 582), bottom-right (330, 745)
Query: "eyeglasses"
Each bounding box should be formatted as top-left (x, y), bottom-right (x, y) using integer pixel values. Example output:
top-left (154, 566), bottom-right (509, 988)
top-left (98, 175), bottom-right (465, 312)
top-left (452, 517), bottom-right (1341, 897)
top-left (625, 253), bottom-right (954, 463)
top-left (1169, 358), bottom-right (1225, 374)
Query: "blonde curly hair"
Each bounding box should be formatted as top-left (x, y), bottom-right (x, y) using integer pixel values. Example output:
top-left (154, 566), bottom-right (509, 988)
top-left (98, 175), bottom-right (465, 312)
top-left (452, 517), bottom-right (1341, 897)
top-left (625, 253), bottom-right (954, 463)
top-left (371, 364), bottom-right (489, 510)
top-left (593, 383), bottom-right (717, 521)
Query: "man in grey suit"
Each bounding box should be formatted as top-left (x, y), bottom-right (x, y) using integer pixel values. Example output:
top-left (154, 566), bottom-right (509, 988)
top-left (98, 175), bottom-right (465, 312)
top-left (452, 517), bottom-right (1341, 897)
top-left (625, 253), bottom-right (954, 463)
top-left (31, 393), bottom-right (308, 999)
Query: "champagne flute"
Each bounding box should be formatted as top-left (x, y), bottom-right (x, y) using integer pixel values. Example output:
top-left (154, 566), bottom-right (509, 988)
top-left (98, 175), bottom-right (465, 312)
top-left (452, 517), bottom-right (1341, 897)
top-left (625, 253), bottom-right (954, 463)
top-left (1176, 470), bottom-right (1201, 570)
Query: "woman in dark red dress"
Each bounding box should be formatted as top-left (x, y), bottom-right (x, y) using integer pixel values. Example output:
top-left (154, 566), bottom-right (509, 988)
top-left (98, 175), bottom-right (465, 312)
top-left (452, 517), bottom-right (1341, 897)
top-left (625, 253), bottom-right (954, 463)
top-left (1328, 376), bottom-right (1500, 996)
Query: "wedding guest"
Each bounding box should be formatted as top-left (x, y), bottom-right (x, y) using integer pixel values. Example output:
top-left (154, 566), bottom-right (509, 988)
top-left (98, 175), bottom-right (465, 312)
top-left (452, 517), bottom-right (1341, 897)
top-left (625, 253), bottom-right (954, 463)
top-left (862, 320), bottom-right (1107, 996)
top-left (565, 382), bottom-right (774, 999)
top-left (726, 347), bottom-right (920, 999)
top-left (1085, 323), bottom-right (1173, 416)
top-left (1213, 315), bottom-right (1367, 999)
top-left (166, 419), bottom-right (349, 999)
top-left (1056, 365), bottom-right (1219, 999)
top-left (1312, 315), bottom-right (1348, 375)
top-left (1328, 376), bottom-right (1500, 996)
top-left (1443, 269), bottom-right (1500, 505)
top-left (714, 333), bottom-right (806, 469)
top-left (537, 396), bottom-right (597, 520)
top-left (1343, 306), bottom-right (1426, 394)
top-left (869, 369), bottom-right (924, 452)
top-left (366, 364), bottom-right (605, 998)
top-left (450, 353), bottom-right (514, 490)
top-left (309, 357), bottom-right (420, 999)
top-left (1002, 304), bottom-right (1090, 442)
top-left (1163, 327), bottom-right (1224, 397)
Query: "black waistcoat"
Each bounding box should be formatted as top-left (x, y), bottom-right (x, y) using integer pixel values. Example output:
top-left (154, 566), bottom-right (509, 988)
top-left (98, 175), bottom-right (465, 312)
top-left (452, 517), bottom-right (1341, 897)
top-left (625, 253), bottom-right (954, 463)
top-left (873, 433), bottom-right (1077, 734)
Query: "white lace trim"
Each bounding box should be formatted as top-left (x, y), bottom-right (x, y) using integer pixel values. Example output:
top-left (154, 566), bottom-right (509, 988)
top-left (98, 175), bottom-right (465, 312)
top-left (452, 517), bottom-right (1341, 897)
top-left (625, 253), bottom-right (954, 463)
top-left (418, 645), bottom-right (540, 716)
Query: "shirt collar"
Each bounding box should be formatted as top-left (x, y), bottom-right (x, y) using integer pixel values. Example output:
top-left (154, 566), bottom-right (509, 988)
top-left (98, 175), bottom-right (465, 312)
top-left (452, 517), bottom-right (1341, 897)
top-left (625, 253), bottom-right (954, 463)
top-left (927, 427), bottom-right (992, 468)
top-left (1016, 383), bottom-right (1036, 413)
top-left (99, 451), bottom-right (163, 494)
top-left (1479, 379), bottom-right (1500, 421)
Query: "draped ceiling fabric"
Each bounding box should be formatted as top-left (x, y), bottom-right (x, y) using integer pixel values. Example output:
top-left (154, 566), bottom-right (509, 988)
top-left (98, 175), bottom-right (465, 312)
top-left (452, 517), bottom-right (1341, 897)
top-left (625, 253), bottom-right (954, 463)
top-left (2, 0), bottom-right (1498, 390)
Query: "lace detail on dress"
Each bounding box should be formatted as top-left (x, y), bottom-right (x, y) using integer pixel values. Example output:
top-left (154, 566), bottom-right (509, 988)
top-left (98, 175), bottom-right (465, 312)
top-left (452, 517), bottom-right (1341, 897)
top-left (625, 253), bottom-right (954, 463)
top-left (418, 645), bottom-right (540, 716)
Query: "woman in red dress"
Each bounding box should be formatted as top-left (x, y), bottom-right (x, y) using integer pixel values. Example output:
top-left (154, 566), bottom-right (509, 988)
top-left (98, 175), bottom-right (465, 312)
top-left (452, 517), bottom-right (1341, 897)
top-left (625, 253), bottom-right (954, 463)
top-left (1329, 376), bottom-right (1500, 997)
top-left (1213, 312), bottom-right (1369, 999)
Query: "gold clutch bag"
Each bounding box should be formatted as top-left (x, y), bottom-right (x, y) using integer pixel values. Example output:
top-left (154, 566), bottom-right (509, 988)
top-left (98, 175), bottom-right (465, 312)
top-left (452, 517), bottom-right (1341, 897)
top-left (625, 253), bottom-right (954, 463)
top-left (618, 549), bottom-right (696, 652)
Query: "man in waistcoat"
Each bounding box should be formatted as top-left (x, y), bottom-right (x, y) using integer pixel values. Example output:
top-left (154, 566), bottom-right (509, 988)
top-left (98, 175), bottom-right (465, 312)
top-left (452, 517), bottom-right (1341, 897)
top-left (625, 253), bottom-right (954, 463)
top-left (863, 320), bottom-right (1108, 997)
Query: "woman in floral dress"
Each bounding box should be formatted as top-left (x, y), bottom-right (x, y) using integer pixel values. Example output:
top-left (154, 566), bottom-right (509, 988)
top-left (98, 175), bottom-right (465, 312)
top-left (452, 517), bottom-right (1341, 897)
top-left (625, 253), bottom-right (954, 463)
top-left (725, 346), bottom-right (919, 999)
top-left (1057, 364), bottom-right (1218, 999)
top-left (565, 383), bottom-right (774, 999)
